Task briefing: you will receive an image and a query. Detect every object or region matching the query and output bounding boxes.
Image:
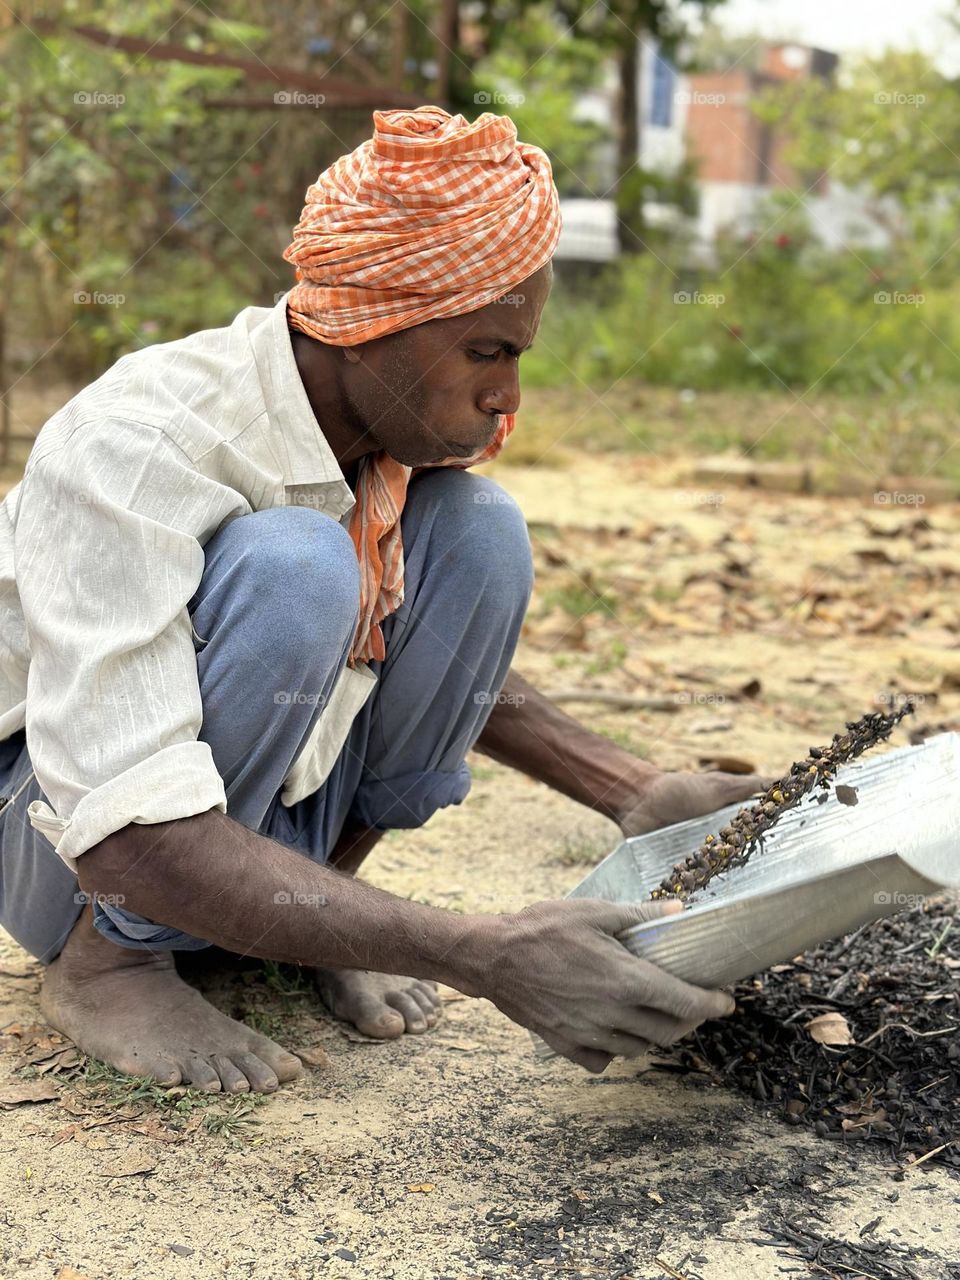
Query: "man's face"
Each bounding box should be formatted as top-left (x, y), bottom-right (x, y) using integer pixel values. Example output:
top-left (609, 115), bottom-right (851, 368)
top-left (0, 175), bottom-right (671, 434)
top-left (341, 264), bottom-right (552, 467)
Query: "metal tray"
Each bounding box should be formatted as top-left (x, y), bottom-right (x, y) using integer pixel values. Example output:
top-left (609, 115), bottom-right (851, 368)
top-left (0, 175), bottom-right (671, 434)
top-left (533, 732), bottom-right (960, 1057)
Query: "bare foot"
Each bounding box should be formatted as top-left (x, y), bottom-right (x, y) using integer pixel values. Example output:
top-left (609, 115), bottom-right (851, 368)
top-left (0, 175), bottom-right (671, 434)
top-left (40, 906), bottom-right (303, 1092)
top-left (315, 969), bottom-right (443, 1039)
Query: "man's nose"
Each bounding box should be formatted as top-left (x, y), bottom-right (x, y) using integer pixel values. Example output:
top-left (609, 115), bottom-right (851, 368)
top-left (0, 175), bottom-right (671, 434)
top-left (477, 368), bottom-right (521, 417)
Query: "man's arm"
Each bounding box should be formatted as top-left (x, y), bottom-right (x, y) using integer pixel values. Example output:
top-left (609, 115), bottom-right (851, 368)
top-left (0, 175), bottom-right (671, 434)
top-left (79, 808), bottom-right (735, 1074)
top-left (476, 670), bottom-right (770, 835)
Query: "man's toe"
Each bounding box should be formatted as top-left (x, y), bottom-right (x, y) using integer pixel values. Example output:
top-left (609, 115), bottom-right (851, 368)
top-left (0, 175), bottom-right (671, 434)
top-left (409, 986), bottom-right (441, 1026)
top-left (210, 1054), bottom-right (251, 1093)
top-left (386, 991), bottom-right (428, 1033)
top-left (230, 1051), bottom-right (280, 1092)
top-left (246, 1036), bottom-right (304, 1083)
top-left (352, 997), bottom-right (406, 1039)
top-left (117, 1051), bottom-right (181, 1086)
top-left (180, 1052), bottom-right (223, 1091)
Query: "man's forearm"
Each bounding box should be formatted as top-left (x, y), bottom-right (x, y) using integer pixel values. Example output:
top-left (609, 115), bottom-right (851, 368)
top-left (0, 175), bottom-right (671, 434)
top-left (79, 809), bottom-right (495, 992)
top-left (475, 670), bottom-right (660, 822)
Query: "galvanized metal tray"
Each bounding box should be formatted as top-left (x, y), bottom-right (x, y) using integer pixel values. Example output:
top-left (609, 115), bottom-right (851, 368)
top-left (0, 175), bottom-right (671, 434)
top-left (533, 732), bottom-right (960, 1057)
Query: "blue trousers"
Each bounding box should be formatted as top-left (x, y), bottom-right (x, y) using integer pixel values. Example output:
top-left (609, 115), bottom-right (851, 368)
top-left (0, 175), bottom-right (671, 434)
top-left (0, 470), bottom-right (533, 963)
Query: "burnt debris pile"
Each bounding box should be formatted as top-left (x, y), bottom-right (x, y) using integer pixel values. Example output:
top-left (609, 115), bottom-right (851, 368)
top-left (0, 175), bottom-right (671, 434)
top-left (664, 897), bottom-right (959, 1167)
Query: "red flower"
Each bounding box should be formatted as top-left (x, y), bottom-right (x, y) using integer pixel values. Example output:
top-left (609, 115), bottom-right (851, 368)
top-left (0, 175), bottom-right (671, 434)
top-left (253, 202), bottom-right (270, 219)
top-left (775, 233), bottom-right (791, 248)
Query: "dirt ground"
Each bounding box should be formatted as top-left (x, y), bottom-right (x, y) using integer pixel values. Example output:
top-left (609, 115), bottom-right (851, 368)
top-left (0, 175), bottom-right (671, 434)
top-left (2, 450), bottom-right (959, 1280)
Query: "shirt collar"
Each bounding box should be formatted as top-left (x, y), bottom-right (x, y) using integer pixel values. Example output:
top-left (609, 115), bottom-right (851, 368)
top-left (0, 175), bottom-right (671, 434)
top-left (248, 292), bottom-right (356, 510)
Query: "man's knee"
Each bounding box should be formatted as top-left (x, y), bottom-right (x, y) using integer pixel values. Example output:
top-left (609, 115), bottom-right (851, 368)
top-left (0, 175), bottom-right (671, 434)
top-left (202, 506), bottom-right (360, 654)
top-left (406, 470), bottom-right (534, 605)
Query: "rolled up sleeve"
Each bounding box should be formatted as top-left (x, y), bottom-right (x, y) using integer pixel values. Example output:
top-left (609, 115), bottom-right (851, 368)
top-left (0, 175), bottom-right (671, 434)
top-left (14, 418), bottom-right (247, 874)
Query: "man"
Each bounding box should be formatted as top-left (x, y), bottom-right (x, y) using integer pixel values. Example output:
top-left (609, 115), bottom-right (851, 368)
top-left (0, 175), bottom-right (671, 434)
top-left (0, 107), bottom-right (761, 1093)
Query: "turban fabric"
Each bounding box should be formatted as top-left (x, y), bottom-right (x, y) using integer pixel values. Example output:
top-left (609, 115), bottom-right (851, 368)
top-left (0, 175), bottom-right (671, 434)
top-left (282, 106), bottom-right (561, 664)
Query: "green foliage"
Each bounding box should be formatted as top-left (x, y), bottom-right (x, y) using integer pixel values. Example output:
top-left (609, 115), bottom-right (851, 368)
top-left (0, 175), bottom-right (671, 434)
top-left (527, 181), bottom-right (960, 403)
top-left (0, 2), bottom-right (378, 379)
top-left (752, 49), bottom-right (960, 269)
top-left (472, 4), bottom-right (611, 196)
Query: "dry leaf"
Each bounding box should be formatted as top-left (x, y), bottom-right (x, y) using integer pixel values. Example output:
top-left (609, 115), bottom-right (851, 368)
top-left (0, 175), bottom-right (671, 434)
top-left (338, 1027), bottom-right (387, 1045)
top-left (292, 1046), bottom-right (331, 1069)
top-left (647, 1191), bottom-right (665, 1204)
top-left (406, 1183), bottom-right (434, 1193)
top-left (55, 1268), bottom-right (94, 1280)
top-left (806, 1012), bottom-right (854, 1045)
top-left (697, 754), bottom-right (757, 775)
top-left (841, 1108), bottom-right (887, 1130)
top-left (128, 1118), bottom-right (186, 1144)
top-left (0, 1080), bottom-right (60, 1108)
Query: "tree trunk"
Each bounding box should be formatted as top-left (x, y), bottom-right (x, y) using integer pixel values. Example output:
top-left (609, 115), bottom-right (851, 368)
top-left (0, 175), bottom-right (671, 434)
top-left (433, 0), bottom-right (458, 106)
top-left (391, 2), bottom-right (409, 89)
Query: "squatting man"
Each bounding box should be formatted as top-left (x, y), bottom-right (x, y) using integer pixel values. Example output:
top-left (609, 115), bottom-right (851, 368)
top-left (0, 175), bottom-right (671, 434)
top-left (0, 107), bottom-right (764, 1093)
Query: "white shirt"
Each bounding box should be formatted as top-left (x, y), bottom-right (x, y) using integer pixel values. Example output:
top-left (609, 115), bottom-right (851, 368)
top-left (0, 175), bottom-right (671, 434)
top-left (0, 294), bottom-right (377, 875)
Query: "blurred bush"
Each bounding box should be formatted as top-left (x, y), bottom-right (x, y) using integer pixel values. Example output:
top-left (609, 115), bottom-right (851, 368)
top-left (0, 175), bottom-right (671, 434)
top-left (529, 196), bottom-right (959, 396)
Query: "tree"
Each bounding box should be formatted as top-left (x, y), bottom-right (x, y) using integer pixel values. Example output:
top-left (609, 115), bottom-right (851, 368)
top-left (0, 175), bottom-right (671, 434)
top-left (751, 49), bottom-right (960, 282)
top-left (472, 4), bottom-right (611, 197)
top-left (472, 0), bottom-right (729, 253)
top-left (0, 0), bottom-right (430, 458)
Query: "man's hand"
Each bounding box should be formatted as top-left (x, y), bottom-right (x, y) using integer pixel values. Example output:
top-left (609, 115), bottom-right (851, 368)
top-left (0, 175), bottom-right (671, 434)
top-left (472, 897), bottom-right (735, 1073)
top-left (476, 670), bottom-right (776, 839)
top-left (615, 769), bottom-right (775, 838)
top-left (85, 811), bottom-right (736, 1079)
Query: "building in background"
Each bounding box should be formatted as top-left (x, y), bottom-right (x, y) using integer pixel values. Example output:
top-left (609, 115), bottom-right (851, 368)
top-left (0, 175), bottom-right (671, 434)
top-left (555, 38), bottom-right (892, 265)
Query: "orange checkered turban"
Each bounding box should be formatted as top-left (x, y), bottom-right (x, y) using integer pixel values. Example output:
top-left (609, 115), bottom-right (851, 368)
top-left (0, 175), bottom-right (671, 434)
top-left (282, 106), bottom-right (561, 665)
